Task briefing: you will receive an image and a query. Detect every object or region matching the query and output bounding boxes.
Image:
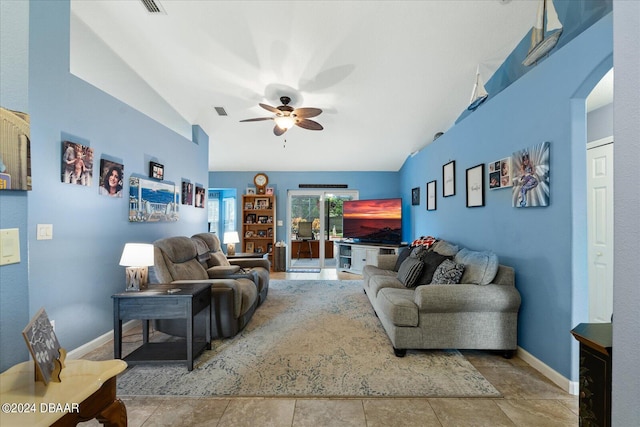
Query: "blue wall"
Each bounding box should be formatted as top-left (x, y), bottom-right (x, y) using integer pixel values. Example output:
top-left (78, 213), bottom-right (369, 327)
top-left (400, 13), bottom-right (613, 380)
top-left (209, 171), bottom-right (401, 241)
top-left (0, 0), bottom-right (209, 370)
top-left (0, 0), bottom-right (31, 369)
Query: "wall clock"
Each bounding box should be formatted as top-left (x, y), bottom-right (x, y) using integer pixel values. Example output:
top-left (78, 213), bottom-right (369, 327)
top-left (254, 173), bottom-right (268, 194)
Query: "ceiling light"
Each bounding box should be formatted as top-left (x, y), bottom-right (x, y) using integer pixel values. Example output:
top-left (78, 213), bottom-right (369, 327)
top-left (274, 115), bottom-right (294, 130)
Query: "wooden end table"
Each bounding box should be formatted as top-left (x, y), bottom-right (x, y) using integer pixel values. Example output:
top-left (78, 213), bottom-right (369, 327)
top-left (112, 283), bottom-right (211, 371)
top-left (0, 359), bottom-right (127, 426)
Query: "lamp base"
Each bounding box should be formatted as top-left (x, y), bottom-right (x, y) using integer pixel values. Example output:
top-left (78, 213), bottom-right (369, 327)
top-left (227, 243), bottom-right (236, 256)
top-left (125, 266), bottom-right (149, 292)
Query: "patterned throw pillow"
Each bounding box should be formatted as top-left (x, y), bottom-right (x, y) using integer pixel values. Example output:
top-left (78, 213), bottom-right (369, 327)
top-left (431, 259), bottom-right (465, 284)
top-left (397, 256), bottom-right (425, 288)
top-left (393, 246), bottom-right (412, 272)
top-left (411, 236), bottom-right (437, 249)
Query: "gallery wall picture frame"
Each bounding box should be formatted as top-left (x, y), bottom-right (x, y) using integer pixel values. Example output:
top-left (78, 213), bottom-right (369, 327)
top-left (512, 141), bottom-right (550, 208)
top-left (466, 163), bottom-right (485, 208)
top-left (0, 107), bottom-right (32, 190)
top-left (149, 161), bottom-right (164, 180)
top-left (128, 176), bottom-right (179, 222)
top-left (489, 157), bottom-right (513, 190)
top-left (181, 181), bottom-right (193, 205)
top-left (443, 160), bottom-right (456, 197)
top-left (99, 159), bottom-right (124, 198)
top-left (195, 185), bottom-right (205, 208)
top-left (426, 180), bottom-right (437, 211)
top-left (411, 187), bottom-right (420, 205)
top-left (61, 141), bottom-right (94, 186)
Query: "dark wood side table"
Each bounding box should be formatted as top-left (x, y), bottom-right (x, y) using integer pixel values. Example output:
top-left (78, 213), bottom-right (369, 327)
top-left (112, 283), bottom-right (211, 371)
top-left (571, 322), bottom-right (612, 427)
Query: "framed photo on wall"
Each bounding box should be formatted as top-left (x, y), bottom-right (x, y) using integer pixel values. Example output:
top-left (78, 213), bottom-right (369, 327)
top-left (443, 160), bottom-right (456, 197)
top-left (149, 161), bottom-right (164, 180)
top-left (466, 163), bottom-right (485, 207)
top-left (426, 180), bottom-right (437, 211)
top-left (411, 187), bottom-right (420, 206)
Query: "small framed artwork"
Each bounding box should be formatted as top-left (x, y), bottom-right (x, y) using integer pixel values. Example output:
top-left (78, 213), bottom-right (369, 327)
top-left (99, 159), bottom-right (124, 198)
top-left (22, 307), bottom-right (64, 384)
top-left (246, 187), bottom-right (256, 195)
top-left (489, 157), bottom-right (512, 190)
top-left (466, 163), bottom-right (485, 208)
top-left (61, 141), bottom-right (94, 186)
top-left (245, 213), bottom-right (256, 223)
top-left (195, 186), bottom-right (205, 208)
top-left (181, 181), bottom-right (193, 205)
top-left (244, 201), bottom-right (254, 210)
top-left (257, 230), bottom-right (266, 237)
top-left (411, 187), bottom-right (420, 206)
top-left (149, 161), bottom-right (164, 180)
top-left (245, 242), bottom-right (254, 253)
top-left (512, 141), bottom-right (550, 208)
top-left (266, 187), bottom-right (274, 195)
top-left (257, 215), bottom-right (268, 224)
top-left (426, 180), bottom-right (437, 211)
top-left (443, 160), bottom-right (456, 197)
top-left (255, 197), bottom-right (269, 209)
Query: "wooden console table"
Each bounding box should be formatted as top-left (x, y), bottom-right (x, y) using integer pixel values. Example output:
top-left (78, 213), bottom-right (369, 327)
top-left (0, 359), bottom-right (127, 426)
top-left (113, 283), bottom-right (211, 371)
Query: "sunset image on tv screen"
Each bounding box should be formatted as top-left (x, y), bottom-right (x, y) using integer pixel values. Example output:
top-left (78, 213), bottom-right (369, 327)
top-left (343, 198), bottom-right (402, 243)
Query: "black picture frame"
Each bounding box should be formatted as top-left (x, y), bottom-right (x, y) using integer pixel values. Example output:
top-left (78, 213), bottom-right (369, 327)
top-left (411, 187), bottom-right (420, 205)
top-left (149, 161), bottom-right (164, 180)
top-left (426, 180), bottom-right (437, 211)
top-left (466, 163), bottom-right (485, 208)
top-left (443, 160), bottom-right (456, 197)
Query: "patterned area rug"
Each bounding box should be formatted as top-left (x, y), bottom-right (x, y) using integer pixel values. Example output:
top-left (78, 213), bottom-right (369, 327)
top-left (117, 280), bottom-right (501, 398)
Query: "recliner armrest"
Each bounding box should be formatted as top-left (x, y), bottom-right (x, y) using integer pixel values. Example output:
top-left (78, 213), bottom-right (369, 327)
top-left (206, 265), bottom-right (241, 278)
top-left (229, 258), bottom-right (270, 270)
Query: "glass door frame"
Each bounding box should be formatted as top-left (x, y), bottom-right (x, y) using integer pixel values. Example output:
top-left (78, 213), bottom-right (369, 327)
top-left (286, 189), bottom-right (359, 270)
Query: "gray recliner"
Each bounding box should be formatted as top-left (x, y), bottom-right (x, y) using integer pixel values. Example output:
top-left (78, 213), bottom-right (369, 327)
top-left (150, 236), bottom-right (258, 338)
top-left (192, 232), bottom-right (270, 305)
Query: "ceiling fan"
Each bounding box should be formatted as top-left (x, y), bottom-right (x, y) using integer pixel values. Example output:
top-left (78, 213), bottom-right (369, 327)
top-left (240, 96), bottom-right (323, 136)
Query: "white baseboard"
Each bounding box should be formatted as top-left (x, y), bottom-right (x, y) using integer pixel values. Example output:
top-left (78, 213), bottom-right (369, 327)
top-left (66, 320), bottom-right (140, 360)
top-left (517, 346), bottom-right (579, 395)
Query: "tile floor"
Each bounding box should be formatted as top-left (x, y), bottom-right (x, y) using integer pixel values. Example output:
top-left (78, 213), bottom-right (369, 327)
top-left (80, 270), bottom-right (578, 426)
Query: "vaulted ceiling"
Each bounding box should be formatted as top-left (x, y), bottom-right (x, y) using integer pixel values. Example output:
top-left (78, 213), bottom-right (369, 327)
top-left (70, 1), bottom-right (611, 172)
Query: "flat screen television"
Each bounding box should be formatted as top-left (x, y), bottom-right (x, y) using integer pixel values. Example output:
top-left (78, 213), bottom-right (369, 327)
top-left (342, 198), bottom-right (402, 245)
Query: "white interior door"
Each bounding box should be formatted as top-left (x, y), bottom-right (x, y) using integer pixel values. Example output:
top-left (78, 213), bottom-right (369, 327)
top-left (587, 139), bottom-right (614, 323)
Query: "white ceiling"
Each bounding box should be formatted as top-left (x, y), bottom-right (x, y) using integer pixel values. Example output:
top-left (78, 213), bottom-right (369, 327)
top-left (70, 1), bottom-right (611, 172)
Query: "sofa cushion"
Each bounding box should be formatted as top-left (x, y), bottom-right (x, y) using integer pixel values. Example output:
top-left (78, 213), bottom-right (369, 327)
top-left (430, 240), bottom-right (460, 256)
top-left (209, 251), bottom-right (231, 267)
top-left (377, 288), bottom-right (419, 327)
top-left (454, 248), bottom-right (499, 285)
top-left (431, 259), bottom-right (465, 284)
top-left (416, 251), bottom-right (452, 285)
top-left (393, 246), bottom-right (412, 272)
top-left (397, 256), bottom-right (424, 288)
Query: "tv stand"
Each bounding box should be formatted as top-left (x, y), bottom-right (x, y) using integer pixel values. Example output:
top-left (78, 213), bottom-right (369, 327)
top-left (335, 241), bottom-right (405, 274)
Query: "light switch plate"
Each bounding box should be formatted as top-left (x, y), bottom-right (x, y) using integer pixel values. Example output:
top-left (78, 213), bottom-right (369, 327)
top-left (37, 224), bottom-right (53, 240)
top-left (0, 228), bottom-right (21, 265)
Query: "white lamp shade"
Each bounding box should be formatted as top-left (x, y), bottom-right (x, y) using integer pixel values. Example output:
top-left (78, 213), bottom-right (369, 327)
top-left (223, 231), bottom-right (240, 244)
top-left (274, 115), bottom-right (294, 130)
top-left (119, 243), bottom-right (154, 267)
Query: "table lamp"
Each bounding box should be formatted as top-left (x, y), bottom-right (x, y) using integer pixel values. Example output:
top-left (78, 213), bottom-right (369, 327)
top-left (119, 243), bottom-right (154, 291)
top-left (223, 231), bottom-right (240, 256)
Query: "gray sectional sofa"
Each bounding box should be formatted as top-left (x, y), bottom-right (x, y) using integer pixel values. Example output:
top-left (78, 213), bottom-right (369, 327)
top-left (363, 239), bottom-right (521, 357)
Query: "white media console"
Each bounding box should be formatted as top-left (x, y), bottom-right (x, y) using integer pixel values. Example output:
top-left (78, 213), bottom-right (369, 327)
top-left (335, 241), bottom-right (406, 274)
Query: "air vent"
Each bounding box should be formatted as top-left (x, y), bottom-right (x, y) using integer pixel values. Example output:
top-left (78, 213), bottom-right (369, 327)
top-left (140, 0), bottom-right (166, 14)
top-left (214, 107), bottom-right (228, 116)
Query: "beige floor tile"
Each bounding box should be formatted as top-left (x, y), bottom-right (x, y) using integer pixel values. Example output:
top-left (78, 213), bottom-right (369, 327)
top-left (363, 398), bottom-right (441, 427)
top-left (216, 398), bottom-right (296, 427)
top-left (428, 398), bottom-right (515, 427)
top-left (292, 399), bottom-right (367, 427)
top-left (476, 365), bottom-right (571, 400)
top-left (139, 397), bottom-right (230, 427)
top-left (495, 399), bottom-right (578, 426)
top-left (557, 397), bottom-right (579, 416)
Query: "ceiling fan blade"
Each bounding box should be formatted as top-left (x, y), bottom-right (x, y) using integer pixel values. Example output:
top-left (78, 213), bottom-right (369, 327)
top-left (273, 124), bottom-right (288, 136)
top-left (239, 117), bottom-right (273, 122)
top-left (293, 107), bottom-right (322, 119)
top-left (295, 118), bottom-right (324, 131)
top-left (259, 103), bottom-right (280, 114)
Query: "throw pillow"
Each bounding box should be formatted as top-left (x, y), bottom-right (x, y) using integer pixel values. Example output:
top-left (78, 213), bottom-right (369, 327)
top-left (393, 246), bottom-right (412, 272)
top-left (416, 251), bottom-right (451, 285)
top-left (409, 245), bottom-right (428, 260)
top-left (396, 256), bottom-right (424, 288)
top-left (411, 236), bottom-right (437, 249)
top-left (454, 248), bottom-right (499, 285)
top-left (431, 259), bottom-right (465, 284)
top-left (430, 240), bottom-right (460, 256)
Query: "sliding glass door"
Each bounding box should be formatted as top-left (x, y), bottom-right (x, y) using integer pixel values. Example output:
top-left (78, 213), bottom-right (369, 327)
top-left (287, 190), bottom-right (358, 270)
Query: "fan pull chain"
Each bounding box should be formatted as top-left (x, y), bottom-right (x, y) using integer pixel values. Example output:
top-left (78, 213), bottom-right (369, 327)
top-left (283, 138), bottom-right (287, 148)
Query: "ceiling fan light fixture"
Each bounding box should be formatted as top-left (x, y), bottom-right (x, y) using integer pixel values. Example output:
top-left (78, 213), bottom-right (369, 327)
top-left (274, 115), bottom-right (294, 130)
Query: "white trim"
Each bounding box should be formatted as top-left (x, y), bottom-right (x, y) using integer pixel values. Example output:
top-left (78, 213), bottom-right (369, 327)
top-left (66, 320), bottom-right (140, 359)
top-left (517, 346), bottom-right (579, 395)
top-left (587, 135), bottom-right (613, 150)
